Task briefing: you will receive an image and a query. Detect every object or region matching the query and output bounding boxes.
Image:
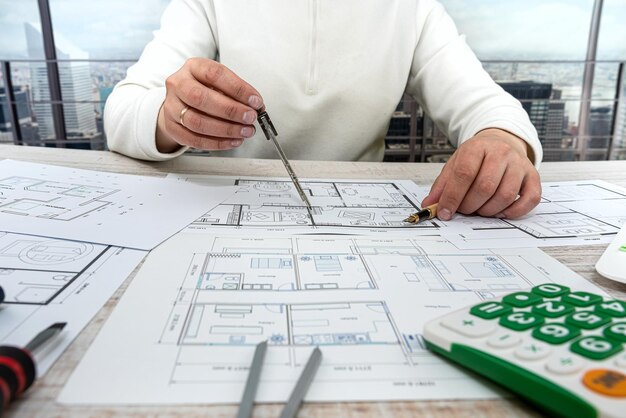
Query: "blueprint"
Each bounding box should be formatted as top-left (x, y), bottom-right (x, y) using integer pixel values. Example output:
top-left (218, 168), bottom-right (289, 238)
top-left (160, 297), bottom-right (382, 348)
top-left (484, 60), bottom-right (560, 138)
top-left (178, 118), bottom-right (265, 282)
top-left (0, 231), bottom-right (145, 375)
top-left (167, 175), bottom-right (626, 247)
top-left (0, 160), bottom-right (235, 249)
top-left (59, 232), bottom-right (607, 404)
top-left (166, 174), bottom-right (439, 233)
top-left (442, 180), bottom-right (626, 249)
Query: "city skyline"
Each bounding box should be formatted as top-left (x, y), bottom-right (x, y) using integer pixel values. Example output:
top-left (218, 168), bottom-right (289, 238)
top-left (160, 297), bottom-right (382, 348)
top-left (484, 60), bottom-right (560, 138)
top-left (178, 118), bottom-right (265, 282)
top-left (0, 1), bottom-right (625, 60)
top-left (0, 1), bottom-right (624, 159)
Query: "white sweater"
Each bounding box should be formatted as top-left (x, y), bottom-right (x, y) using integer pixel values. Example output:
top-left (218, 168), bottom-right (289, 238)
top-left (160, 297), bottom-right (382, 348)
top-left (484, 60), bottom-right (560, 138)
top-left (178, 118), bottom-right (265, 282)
top-left (105, 0), bottom-right (543, 164)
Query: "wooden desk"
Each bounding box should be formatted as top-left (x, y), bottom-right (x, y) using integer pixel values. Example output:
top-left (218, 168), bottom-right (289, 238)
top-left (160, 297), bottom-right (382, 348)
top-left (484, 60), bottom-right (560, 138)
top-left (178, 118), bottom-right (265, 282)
top-left (2, 144), bottom-right (626, 418)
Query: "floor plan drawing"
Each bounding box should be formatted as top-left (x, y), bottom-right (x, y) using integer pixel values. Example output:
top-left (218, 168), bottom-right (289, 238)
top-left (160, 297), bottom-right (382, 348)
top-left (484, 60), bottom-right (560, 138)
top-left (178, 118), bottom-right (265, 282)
top-left (0, 176), bottom-right (120, 220)
top-left (0, 231), bottom-right (145, 375)
top-left (167, 174), bottom-right (438, 230)
top-left (0, 232), bottom-right (108, 304)
top-left (441, 180), bottom-right (626, 249)
top-left (0, 160), bottom-right (235, 249)
top-left (60, 232), bottom-right (608, 405)
top-left (168, 175), bottom-right (626, 248)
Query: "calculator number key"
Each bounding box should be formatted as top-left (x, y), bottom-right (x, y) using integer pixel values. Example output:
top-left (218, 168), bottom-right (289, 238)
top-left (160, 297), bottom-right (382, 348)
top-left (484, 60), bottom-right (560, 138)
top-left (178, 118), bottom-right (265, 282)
top-left (565, 311), bottom-right (610, 330)
top-left (532, 323), bottom-right (580, 345)
top-left (562, 291), bottom-right (602, 307)
top-left (532, 301), bottom-right (574, 318)
top-left (531, 283), bottom-right (570, 298)
top-left (499, 312), bottom-right (544, 331)
top-left (571, 336), bottom-right (623, 360)
top-left (595, 300), bottom-right (626, 318)
top-left (604, 322), bottom-right (626, 343)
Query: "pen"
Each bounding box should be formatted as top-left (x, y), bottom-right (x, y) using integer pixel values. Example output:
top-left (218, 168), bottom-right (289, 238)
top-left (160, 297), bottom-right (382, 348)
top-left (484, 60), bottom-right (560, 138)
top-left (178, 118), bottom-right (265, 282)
top-left (0, 322), bottom-right (66, 410)
top-left (236, 340), bottom-right (268, 418)
top-left (257, 110), bottom-right (313, 212)
top-left (279, 347), bottom-right (322, 418)
top-left (403, 203), bottom-right (438, 224)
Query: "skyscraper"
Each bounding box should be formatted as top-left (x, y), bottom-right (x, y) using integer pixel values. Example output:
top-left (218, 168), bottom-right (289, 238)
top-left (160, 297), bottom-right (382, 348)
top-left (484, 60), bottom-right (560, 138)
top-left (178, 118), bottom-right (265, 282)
top-left (589, 107), bottom-right (612, 152)
top-left (0, 85), bottom-right (39, 144)
top-left (25, 22), bottom-right (99, 148)
top-left (498, 81), bottom-right (568, 161)
top-left (612, 75), bottom-right (626, 160)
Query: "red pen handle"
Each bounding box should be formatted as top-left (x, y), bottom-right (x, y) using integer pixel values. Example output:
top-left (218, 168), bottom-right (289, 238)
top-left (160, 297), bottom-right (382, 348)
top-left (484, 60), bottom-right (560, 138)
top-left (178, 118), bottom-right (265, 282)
top-left (0, 346), bottom-right (36, 410)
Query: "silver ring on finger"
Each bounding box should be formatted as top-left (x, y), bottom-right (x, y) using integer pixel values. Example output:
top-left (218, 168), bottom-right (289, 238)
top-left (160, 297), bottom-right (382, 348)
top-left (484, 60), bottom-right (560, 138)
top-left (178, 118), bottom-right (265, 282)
top-left (179, 105), bottom-right (190, 127)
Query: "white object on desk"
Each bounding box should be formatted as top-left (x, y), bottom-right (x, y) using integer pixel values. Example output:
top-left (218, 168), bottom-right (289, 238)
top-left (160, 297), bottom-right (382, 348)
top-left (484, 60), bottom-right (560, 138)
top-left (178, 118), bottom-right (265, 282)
top-left (595, 221), bottom-right (626, 284)
top-left (0, 159), bottom-right (236, 250)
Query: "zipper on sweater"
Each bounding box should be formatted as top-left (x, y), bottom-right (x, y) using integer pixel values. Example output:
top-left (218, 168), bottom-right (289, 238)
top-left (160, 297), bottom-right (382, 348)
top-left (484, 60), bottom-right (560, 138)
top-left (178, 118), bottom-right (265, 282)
top-left (305, 0), bottom-right (319, 95)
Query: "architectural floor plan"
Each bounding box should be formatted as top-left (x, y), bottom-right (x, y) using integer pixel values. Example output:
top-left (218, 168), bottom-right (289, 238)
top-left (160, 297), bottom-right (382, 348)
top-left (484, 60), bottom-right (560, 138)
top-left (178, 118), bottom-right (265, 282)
top-left (167, 174), bottom-right (439, 231)
top-left (0, 160), bottom-right (234, 249)
top-left (169, 175), bottom-right (626, 247)
top-left (59, 232), bottom-right (607, 404)
top-left (0, 231), bottom-right (145, 375)
top-left (443, 180), bottom-right (626, 249)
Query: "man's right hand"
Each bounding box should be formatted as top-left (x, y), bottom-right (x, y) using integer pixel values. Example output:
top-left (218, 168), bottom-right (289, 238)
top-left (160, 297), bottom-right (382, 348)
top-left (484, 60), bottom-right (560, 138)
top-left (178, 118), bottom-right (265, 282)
top-left (156, 58), bottom-right (264, 153)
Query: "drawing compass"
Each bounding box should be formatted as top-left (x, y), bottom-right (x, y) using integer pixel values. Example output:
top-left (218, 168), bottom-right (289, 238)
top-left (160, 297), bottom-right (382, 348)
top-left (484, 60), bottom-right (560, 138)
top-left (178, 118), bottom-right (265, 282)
top-left (257, 110), bottom-right (313, 213)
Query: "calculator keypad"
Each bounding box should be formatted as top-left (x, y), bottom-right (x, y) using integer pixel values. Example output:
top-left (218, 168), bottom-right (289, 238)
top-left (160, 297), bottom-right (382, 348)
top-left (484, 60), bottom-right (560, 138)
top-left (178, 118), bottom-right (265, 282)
top-left (427, 282), bottom-right (626, 416)
top-left (465, 284), bottom-right (625, 391)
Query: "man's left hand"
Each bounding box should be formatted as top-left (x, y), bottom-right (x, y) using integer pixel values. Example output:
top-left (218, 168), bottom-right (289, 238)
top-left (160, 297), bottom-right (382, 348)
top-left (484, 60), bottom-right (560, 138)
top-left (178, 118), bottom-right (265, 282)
top-left (421, 129), bottom-right (542, 220)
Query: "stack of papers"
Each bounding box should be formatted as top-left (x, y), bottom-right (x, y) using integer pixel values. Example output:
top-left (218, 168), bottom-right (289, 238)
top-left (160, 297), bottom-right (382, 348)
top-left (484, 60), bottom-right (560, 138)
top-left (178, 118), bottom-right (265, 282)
top-left (56, 173), bottom-right (626, 404)
top-left (0, 159), bottom-right (235, 375)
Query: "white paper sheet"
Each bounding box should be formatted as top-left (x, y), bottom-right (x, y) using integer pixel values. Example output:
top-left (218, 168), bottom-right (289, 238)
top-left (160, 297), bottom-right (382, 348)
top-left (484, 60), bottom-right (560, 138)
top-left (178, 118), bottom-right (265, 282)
top-left (0, 160), bottom-right (235, 249)
top-left (59, 232), bottom-right (607, 404)
top-left (167, 175), bottom-right (626, 247)
top-left (0, 231), bottom-right (145, 375)
top-left (442, 180), bottom-right (626, 249)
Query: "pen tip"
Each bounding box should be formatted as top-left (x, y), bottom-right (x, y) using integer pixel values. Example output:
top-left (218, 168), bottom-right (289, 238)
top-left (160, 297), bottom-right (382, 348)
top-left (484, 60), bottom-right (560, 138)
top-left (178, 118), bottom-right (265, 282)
top-left (51, 322), bottom-right (67, 331)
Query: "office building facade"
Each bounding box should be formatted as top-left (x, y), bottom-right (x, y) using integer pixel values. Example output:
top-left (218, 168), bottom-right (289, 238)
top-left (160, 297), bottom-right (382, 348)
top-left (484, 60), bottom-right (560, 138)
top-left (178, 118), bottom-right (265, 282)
top-left (25, 22), bottom-right (99, 147)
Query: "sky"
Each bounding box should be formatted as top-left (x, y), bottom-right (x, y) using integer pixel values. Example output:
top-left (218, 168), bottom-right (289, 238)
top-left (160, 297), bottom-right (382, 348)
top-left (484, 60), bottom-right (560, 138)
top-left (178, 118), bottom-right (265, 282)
top-left (0, 0), bottom-right (624, 60)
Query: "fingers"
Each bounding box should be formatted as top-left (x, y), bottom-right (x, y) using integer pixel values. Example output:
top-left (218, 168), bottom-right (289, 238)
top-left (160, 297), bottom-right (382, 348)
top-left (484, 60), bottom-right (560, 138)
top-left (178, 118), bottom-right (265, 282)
top-left (436, 146), bottom-right (485, 220)
top-left (186, 58), bottom-right (263, 109)
top-left (166, 114), bottom-right (245, 151)
top-left (425, 129), bottom-right (542, 221)
top-left (475, 167), bottom-right (524, 217)
top-left (169, 99), bottom-right (256, 139)
top-left (458, 153), bottom-right (508, 214)
top-left (496, 169), bottom-right (542, 219)
top-left (176, 78), bottom-right (259, 125)
top-left (162, 58), bottom-right (265, 150)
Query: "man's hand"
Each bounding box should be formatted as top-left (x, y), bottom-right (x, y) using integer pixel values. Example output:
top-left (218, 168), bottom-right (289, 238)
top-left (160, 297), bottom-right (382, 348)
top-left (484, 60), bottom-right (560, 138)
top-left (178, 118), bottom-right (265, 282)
top-left (421, 129), bottom-right (541, 220)
top-left (156, 58), bottom-right (264, 153)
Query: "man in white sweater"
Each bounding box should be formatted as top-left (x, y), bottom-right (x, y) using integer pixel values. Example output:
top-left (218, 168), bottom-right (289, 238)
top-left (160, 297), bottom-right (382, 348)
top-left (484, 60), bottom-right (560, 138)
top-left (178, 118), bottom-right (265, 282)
top-left (105, 0), bottom-right (543, 220)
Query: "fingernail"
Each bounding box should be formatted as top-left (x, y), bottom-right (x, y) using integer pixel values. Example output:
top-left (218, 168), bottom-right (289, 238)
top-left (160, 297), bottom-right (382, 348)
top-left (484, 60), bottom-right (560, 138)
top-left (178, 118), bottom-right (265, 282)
top-left (241, 127), bottom-right (254, 138)
top-left (231, 139), bottom-right (243, 147)
top-left (438, 208), bottom-right (452, 221)
top-left (242, 111), bottom-right (256, 124)
top-left (248, 95), bottom-right (262, 109)
top-left (494, 212), bottom-right (506, 219)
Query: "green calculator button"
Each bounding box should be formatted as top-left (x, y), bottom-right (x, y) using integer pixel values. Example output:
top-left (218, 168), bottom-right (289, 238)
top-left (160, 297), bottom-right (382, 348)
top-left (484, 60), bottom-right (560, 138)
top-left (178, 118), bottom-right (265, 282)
top-left (499, 311), bottom-right (544, 331)
top-left (570, 336), bottom-right (623, 360)
top-left (594, 300), bottom-right (626, 318)
top-left (532, 323), bottom-right (580, 345)
top-left (532, 300), bottom-right (574, 318)
top-left (603, 322), bottom-right (626, 342)
top-left (531, 283), bottom-right (570, 298)
top-left (565, 311), bottom-right (611, 330)
top-left (562, 291), bottom-right (602, 307)
top-left (502, 292), bottom-right (542, 308)
top-left (470, 302), bottom-right (512, 319)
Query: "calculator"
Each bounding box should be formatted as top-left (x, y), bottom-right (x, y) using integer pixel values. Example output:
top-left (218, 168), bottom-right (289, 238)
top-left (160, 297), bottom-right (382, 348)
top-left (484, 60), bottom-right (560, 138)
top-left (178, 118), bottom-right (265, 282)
top-left (423, 283), bottom-right (625, 418)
